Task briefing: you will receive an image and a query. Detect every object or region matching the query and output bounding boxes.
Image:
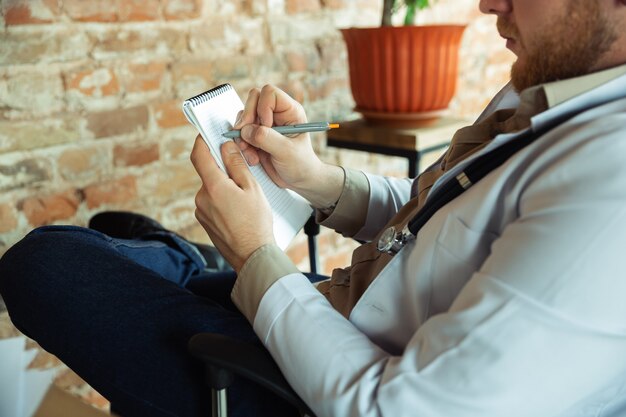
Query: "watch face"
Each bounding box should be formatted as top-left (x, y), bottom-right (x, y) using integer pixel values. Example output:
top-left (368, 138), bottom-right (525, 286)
top-left (377, 226), bottom-right (397, 253)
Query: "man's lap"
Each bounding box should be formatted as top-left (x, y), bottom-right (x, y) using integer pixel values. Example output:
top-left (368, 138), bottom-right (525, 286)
top-left (0, 225), bottom-right (298, 417)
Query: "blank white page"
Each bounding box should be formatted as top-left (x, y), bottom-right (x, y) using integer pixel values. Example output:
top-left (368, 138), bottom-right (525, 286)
top-left (183, 84), bottom-right (312, 250)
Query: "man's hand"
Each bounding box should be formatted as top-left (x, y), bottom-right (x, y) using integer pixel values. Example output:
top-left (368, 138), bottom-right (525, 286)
top-left (234, 85), bottom-right (344, 209)
top-left (191, 135), bottom-right (275, 273)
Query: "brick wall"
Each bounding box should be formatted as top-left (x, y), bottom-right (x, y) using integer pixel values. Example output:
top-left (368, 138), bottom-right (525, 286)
top-left (0, 0), bottom-right (513, 273)
top-left (0, 0), bottom-right (514, 411)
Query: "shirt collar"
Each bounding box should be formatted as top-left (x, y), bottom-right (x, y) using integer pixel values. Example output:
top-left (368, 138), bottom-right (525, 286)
top-left (539, 64), bottom-right (626, 109)
top-left (493, 63), bottom-right (626, 132)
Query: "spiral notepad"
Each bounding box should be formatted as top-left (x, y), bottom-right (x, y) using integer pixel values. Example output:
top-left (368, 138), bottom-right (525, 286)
top-left (182, 84), bottom-right (313, 250)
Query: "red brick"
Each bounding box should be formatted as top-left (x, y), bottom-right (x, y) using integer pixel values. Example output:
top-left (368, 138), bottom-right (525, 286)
top-left (118, 0), bottom-right (161, 21)
top-left (212, 57), bottom-right (250, 81)
top-left (0, 118), bottom-right (81, 153)
top-left (320, 0), bottom-right (347, 9)
top-left (0, 203), bottom-right (18, 233)
top-left (162, 0), bottom-right (200, 20)
top-left (121, 62), bottom-right (167, 93)
top-left (5, 70), bottom-right (65, 113)
top-left (20, 190), bottom-right (81, 227)
top-left (113, 142), bottom-right (159, 167)
top-left (83, 176), bottom-right (137, 209)
top-left (286, 0), bottom-right (320, 14)
top-left (149, 163), bottom-right (199, 198)
top-left (171, 61), bottom-right (213, 97)
top-left (3, 0), bottom-right (60, 25)
top-left (153, 100), bottom-right (188, 129)
top-left (57, 146), bottom-right (109, 180)
top-left (0, 29), bottom-right (92, 66)
top-left (91, 28), bottom-right (187, 59)
top-left (164, 137), bottom-right (192, 160)
top-left (63, 0), bottom-right (117, 22)
top-left (187, 21), bottom-right (226, 54)
top-left (87, 106), bottom-right (149, 138)
top-left (64, 67), bottom-right (120, 97)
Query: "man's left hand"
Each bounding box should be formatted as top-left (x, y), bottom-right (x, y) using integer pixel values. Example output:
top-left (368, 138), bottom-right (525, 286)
top-left (190, 135), bottom-right (275, 273)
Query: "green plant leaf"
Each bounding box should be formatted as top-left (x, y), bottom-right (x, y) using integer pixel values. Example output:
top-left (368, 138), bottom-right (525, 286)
top-left (402, 0), bottom-right (433, 25)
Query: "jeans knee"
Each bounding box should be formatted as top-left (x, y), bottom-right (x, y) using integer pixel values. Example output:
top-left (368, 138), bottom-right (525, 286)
top-left (1, 228), bottom-right (57, 302)
top-left (0, 226), bottom-right (102, 313)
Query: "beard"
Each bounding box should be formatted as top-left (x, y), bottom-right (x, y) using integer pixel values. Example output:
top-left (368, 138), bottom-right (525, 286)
top-left (498, 0), bottom-right (618, 92)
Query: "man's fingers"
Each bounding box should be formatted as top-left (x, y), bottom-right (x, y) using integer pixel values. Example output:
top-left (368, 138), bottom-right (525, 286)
top-left (221, 141), bottom-right (256, 190)
top-left (235, 88), bottom-right (261, 129)
top-left (240, 124), bottom-right (292, 157)
top-left (190, 135), bottom-right (227, 184)
top-left (257, 84), bottom-right (307, 126)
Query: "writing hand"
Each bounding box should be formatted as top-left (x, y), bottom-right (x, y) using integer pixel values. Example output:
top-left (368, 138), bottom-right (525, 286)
top-left (234, 85), bottom-right (344, 209)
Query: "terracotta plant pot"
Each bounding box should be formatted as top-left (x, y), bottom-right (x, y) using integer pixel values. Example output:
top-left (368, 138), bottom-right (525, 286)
top-left (341, 25), bottom-right (466, 127)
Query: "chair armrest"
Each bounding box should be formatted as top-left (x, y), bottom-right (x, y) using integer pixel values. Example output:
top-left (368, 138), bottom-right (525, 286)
top-left (188, 333), bottom-right (315, 416)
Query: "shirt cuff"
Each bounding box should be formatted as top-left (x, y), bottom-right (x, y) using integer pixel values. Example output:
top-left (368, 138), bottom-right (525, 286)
top-left (316, 167), bottom-right (370, 237)
top-left (231, 243), bottom-right (300, 323)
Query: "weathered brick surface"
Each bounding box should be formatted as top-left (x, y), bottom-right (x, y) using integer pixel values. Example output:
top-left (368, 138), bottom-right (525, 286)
top-left (0, 29), bottom-right (92, 65)
top-left (113, 142), bottom-right (159, 167)
top-left (0, 203), bottom-right (17, 233)
top-left (120, 62), bottom-right (168, 93)
top-left (57, 145), bottom-right (110, 180)
top-left (20, 190), bottom-right (81, 227)
top-left (2, 71), bottom-right (65, 113)
top-left (153, 100), bottom-right (188, 128)
top-left (0, 0), bottom-right (515, 410)
top-left (90, 28), bottom-right (187, 60)
top-left (171, 60), bottom-right (214, 98)
top-left (3, 0), bottom-right (60, 25)
top-left (118, 0), bottom-right (162, 21)
top-left (63, 0), bottom-right (118, 22)
top-left (0, 118), bottom-right (82, 153)
top-left (286, 0), bottom-right (320, 15)
top-left (87, 106), bottom-right (149, 138)
top-left (64, 67), bottom-right (120, 99)
top-left (162, 0), bottom-right (201, 20)
top-left (83, 175), bottom-right (138, 208)
top-left (0, 157), bottom-right (51, 191)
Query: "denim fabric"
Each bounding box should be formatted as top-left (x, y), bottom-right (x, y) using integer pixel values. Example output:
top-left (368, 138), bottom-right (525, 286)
top-left (0, 225), bottom-right (324, 417)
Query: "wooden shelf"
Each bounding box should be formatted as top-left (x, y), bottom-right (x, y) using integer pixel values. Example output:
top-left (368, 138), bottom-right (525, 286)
top-left (327, 117), bottom-right (469, 177)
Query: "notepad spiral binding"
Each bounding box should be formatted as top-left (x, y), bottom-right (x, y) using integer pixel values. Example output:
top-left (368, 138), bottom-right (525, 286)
top-left (186, 84), bottom-right (233, 106)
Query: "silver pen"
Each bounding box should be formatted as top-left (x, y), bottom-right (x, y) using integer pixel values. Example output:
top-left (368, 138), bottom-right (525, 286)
top-left (222, 122), bottom-right (339, 138)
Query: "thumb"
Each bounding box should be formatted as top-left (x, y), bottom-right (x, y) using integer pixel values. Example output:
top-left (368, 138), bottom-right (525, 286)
top-left (221, 141), bottom-right (256, 190)
top-left (240, 124), bottom-right (291, 157)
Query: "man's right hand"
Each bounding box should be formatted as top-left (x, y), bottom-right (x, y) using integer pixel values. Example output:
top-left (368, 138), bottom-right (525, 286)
top-left (235, 85), bottom-right (344, 209)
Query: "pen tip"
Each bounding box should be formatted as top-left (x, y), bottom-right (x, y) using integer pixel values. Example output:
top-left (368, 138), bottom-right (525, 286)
top-left (329, 123), bottom-right (340, 129)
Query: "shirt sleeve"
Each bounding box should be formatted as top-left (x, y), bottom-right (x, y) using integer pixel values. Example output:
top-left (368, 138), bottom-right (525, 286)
top-left (251, 117), bottom-right (626, 417)
top-left (315, 167), bottom-right (370, 237)
top-left (231, 243), bottom-right (300, 321)
top-left (318, 167), bottom-right (413, 241)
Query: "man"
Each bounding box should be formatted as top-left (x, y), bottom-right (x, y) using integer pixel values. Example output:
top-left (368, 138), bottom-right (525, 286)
top-left (2, 0), bottom-right (626, 416)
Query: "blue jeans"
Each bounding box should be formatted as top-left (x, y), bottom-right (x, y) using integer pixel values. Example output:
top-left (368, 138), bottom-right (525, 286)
top-left (0, 226), bottom-right (322, 417)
